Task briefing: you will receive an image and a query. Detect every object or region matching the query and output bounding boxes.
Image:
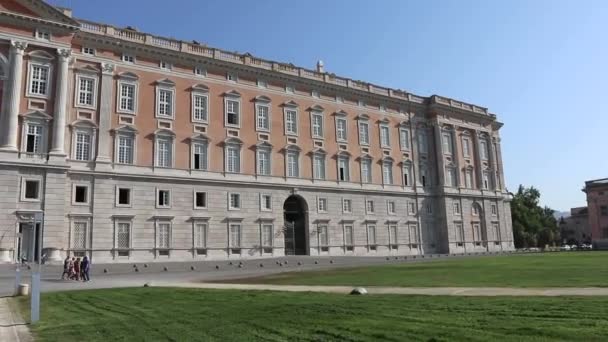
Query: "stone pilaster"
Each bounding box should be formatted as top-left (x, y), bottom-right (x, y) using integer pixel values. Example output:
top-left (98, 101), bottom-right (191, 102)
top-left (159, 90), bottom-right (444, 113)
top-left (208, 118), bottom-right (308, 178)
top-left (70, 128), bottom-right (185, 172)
top-left (453, 128), bottom-right (464, 187)
top-left (0, 40), bottom-right (27, 152)
top-left (95, 62), bottom-right (115, 168)
top-left (473, 131), bottom-right (483, 189)
top-left (432, 121), bottom-right (445, 187)
top-left (49, 48), bottom-right (71, 160)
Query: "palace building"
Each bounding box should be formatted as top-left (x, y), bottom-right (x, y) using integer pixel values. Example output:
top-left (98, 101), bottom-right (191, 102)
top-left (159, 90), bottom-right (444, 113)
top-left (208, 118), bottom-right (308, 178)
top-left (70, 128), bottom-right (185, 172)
top-left (0, 0), bottom-right (514, 264)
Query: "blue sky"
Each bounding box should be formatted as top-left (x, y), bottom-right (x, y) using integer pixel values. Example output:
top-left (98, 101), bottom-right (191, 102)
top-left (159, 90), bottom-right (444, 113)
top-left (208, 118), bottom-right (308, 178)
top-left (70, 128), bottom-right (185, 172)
top-left (50, 0), bottom-right (608, 211)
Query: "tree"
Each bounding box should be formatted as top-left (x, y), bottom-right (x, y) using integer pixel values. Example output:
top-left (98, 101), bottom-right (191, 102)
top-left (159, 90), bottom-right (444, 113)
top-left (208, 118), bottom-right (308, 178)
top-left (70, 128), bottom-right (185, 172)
top-left (510, 185), bottom-right (560, 248)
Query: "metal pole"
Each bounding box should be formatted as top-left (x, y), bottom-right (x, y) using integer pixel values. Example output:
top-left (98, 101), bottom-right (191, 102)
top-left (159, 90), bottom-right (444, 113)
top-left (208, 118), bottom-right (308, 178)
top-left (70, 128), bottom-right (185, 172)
top-left (14, 266), bottom-right (21, 296)
top-left (31, 213), bottom-right (43, 323)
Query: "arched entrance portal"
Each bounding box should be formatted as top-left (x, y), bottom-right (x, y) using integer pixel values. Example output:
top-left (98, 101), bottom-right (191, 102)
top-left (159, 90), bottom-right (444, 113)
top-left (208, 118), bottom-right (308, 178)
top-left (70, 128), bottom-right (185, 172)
top-left (283, 195), bottom-right (309, 255)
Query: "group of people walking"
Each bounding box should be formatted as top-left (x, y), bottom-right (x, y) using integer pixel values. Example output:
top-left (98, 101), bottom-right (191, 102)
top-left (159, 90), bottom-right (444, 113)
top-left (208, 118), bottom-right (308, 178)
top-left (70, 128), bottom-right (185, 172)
top-left (61, 256), bottom-right (91, 282)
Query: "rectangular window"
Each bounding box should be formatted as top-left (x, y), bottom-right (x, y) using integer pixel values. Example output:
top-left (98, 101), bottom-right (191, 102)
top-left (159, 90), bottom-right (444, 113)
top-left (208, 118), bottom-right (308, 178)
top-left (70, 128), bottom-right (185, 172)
top-left (158, 223), bottom-right (171, 249)
top-left (338, 157), bottom-right (349, 181)
top-left (257, 149), bottom-right (271, 175)
top-left (409, 224), bottom-right (419, 244)
top-left (157, 88), bottom-right (173, 118)
top-left (82, 47), bottom-right (95, 56)
top-left (36, 29), bottom-right (50, 40)
top-left (287, 151), bottom-right (299, 177)
top-left (491, 204), bottom-right (498, 215)
top-left (25, 124), bottom-right (43, 154)
top-left (117, 222), bottom-right (131, 249)
top-left (442, 132), bottom-right (453, 155)
top-left (483, 172), bottom-right (491, 190)
top-left (465, 169), bottom-right (473, 189)
top-left (77, 76), bottom-right (95, 107)
top-left (118, 82), bottom-right (136, 113)
top-left (194, 67), bottom-right (206, 76)
top-left (380, 125), bottom-right (390, 147)
top-left (29, 64), bottom-right (50, 96)
top-left (226, 145), bottom-right (240, 173)
top-left (455, 222), bottom-right (464, 242)
top-left (256, 104), bottom-right (270, 131)
top-left (318, 225), bottom-right (329, 246)
top-left (480, 140), bottom-right (489, 160)
top-left (426, 203), bottom-right (433, 215)
top-left (261, 194), bottom-right (272, 211)
top-left (122, 54), bottom-right (135, 63)
top-left (117, 188), bottom-right (131, 206)
top-left (403, 165), bottom-right (411, 186)
top-left (229, 224), bottom-right (241, 247)
top-left (493, 223), bottom-right (501, 241)
top-left (453, 202), bottom-right (461, 215)
top-left (312, 113), bottom-right (324, 138)
top-left (418, 131), bottom-right (428, 154)
top-left (117, 135), bottom-right (134, 164)
top-left (383, 162), bottom-right (393, 185)
top-left (366, 200), bottom-right (375, 214)
top-left (344, 225), bottom-right (354, 246)
top-left (195, 191), bottom-right (207, 209)
top-left (318, 198), bottom-right (328, 212)
top-left (72, 221), bottom-right (87, 250)
top-left (388, 201), bottom-right (396, 214)
top-left (74, 132), bottom-right (91, 161)
top-left (262, 224), bottom-right (273, 247)
top-left (361, 159), bottom-right (372, 183)
top-left (192, 142), bottom-right (208, 170)
top-left (157, 189), bottom-right (171, 208)
top-left (336, 118), bottom-right (347, 141)
top-left (445, 167), bottom-right (456, 187)
top-left (367, 225), bottom-right (377, 245)
top-left (408, 202), bottom-right (416, 215)
top-left (358, 121), bottom-right (370, 145)
top-left (160, 61), bottom-right (171, 70)
top-left (229, 193), bottom-right (241, 210)
top-left (74, 185), bottom-right (88, 204)
top-left (314, 154), bottom-right (325, 180)
top-left (225, 99), bottom-right (240, 126)
top-left (285, 109), bottom-right (298, 135)
top-left (400, 128), bottom-right (410, 150)
top-left (473, 223), bottom-right (482, 241)
top-left (601, 206), bottom-right (608, 216)
top-left (192, 94), bottom-right (208, 122)
top-left (227, 73), bottom-right (237, 82)
top-left (195, 223), bottom-right (207, 249)
top-left (389, 225), bottom-right (398, 246)
top-left (156, 137), bottom-right (173, 168)
top-left (462, 137), bottom-right (471, 158)
top-left (343, 199), bottom-right (352, 213)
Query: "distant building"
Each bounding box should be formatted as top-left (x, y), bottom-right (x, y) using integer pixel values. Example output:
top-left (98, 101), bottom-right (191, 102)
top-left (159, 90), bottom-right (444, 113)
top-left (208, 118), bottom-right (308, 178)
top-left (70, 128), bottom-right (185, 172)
top-left (583, 179), bottom-right (608, 249)
top-left (558, 207), bottom-right (591, 245)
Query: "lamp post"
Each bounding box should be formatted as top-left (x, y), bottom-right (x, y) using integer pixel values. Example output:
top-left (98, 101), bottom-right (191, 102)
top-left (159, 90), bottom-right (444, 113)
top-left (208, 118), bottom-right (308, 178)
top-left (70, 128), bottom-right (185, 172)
top-left (30, 211), bottom-right (44, 323)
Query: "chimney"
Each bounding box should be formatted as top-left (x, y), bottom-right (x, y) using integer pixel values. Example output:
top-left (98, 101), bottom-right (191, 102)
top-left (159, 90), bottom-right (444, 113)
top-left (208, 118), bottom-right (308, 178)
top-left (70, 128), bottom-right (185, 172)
top-left (56, 6), bottom-right (72, 18)
top-left (316, 60), bottom-right (324, 73)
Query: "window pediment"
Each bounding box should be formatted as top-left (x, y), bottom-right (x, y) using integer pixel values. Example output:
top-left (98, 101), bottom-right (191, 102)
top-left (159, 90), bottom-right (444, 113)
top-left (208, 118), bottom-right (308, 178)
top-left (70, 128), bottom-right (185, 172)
top-left (382, 156), bottom-right (394, 163)
top-left (112, 125), bottom-right (138, 135)
top-left (75, 65), bottom-right (100, 75)
top-left (358, 153), bottom-right (372, 161)
top-left (69, 119), bottom-right (97, 129)
top-left (223, 137), bottom-right (243, 145)
top-left (336, 150), bottom-right (351, 157)
top-left (308, 104), bottom-right (324, 112)
top-left (20, 110), bottom-right (52, 121)
top-left (190, 83), bottom-right (209, 92)
top-left (282, 100), bottom-right (299, 108)
top-left (255, 141), bottom-right (273, 149)
top-left (117, 71), bottom-right (139, 80)
top-left (333, 110), bottom-right (348, 117)
top-left (223, 90), bottom-right (241, 98)
top-left (311, 147), bottom-right (327, 155)
top-left (155, 78), bottom-right (175, 87)
top-left (399, 120), bottom-right (410, 127)
top-left (28, 50), bottom-right (54, 61)
top-left (378, 117), bottom-right (390, 124)
top-left (153, 128), bottom-right (175, 137)
top-left (283, 144), bottom-right (301, 152)
top-left (189, 133), bottom-right (209, 142)
top-left (356, 114), bottom-right (370, 121)
top-left (254, 95), bottom-right (271, 103)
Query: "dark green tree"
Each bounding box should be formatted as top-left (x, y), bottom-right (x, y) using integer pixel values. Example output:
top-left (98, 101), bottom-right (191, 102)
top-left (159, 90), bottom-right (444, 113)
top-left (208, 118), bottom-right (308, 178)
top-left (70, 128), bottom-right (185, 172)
top-left (510, 185), bottom-right (560, 248)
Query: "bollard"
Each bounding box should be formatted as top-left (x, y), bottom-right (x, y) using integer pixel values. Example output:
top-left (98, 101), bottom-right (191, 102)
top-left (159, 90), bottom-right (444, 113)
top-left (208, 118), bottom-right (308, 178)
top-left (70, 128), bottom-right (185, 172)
top-left (14, 267), bottom-right (21, 296)
top-left (17, 283), bottom-right (29, 296)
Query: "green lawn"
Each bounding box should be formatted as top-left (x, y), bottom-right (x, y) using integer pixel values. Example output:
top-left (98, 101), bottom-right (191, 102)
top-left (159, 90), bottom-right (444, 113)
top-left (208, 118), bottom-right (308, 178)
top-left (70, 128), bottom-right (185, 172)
top-left (227, 252), bottom-right (608, 287)
top-left (18, 287), bottom-right (608, 341)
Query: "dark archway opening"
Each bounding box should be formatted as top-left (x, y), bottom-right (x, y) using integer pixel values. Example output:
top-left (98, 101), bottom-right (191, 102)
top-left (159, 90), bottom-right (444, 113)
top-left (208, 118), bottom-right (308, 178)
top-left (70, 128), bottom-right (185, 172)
top-left (283, 195), bottom-right (309, 255)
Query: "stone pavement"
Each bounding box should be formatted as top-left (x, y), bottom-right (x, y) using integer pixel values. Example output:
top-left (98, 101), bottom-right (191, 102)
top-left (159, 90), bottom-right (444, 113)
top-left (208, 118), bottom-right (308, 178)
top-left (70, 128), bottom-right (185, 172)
top-left (0, 298), bottom-right (32, 342)
top-left (147, 282), bottom-right (608, 296)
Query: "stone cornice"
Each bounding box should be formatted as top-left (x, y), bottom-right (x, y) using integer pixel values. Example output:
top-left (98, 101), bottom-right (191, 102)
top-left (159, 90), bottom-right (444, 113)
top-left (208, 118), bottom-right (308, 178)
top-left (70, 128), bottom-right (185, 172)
top-left (0, 11), bottom-right (78, 31)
